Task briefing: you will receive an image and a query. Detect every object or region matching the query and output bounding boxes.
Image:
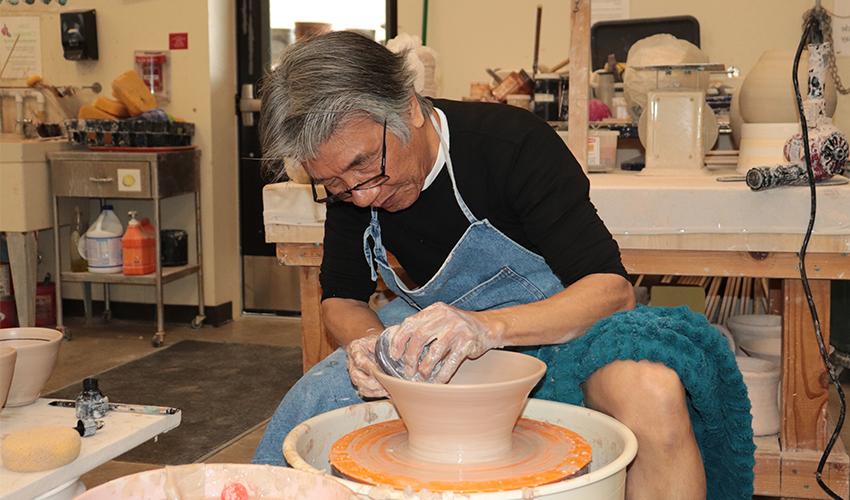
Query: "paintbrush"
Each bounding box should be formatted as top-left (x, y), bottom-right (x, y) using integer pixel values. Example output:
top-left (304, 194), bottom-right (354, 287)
top-left (48, 399), bottom-right (180, 415)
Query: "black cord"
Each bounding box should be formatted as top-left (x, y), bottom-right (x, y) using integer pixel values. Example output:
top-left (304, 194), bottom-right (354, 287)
top-left (792, 18), bottom-right (846, 500)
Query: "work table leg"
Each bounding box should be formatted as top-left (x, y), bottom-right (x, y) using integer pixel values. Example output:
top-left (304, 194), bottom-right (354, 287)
top-left (6, 231), bottom-right (38, 327)
top-left (782, 278), bottom-right (831, 451)
top-left (297, 266), bottom-right (336, 373)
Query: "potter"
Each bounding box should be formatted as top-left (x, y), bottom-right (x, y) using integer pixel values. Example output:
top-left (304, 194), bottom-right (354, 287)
top-left (254, 31), bottom-right (706, 499)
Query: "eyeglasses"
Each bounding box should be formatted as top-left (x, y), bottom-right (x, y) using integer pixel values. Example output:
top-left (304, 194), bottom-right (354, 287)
top-left (311, 119), bottom-right (390, 204)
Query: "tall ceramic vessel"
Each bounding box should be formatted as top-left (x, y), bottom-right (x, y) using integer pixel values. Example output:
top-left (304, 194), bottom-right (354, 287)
top-left (739, 49), bottom-right (837, 124)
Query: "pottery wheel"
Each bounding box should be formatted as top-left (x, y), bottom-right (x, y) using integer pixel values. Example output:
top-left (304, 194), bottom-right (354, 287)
top-left (329, 418), bottom-right (592, 493)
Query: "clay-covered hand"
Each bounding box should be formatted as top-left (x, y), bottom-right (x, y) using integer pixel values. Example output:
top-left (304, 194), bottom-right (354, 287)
top-left (386, 302), bottom-right (503, 383)
top-left (345, 332), bottom-right (388, 398)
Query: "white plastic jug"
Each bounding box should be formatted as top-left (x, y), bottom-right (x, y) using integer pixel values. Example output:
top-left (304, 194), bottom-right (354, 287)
top-left (78, 205), bottom-right (124, 273)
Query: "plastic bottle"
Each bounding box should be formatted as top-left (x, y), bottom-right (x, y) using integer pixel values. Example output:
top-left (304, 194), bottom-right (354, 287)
top-left (69, 207), bottom-right (88, 272)
top-left (122, 211), bottom-right (156, 275)
top-left (75, 378), bottom-right (109, 420)
top-left (78, 205), bottom-right (123, 273)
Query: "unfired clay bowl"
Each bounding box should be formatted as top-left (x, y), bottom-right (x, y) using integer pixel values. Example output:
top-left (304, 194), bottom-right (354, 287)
top-left (76, 463), bottom-right (356, 499)
top-left (374, 349), bottom-right (546, 464)
top-left (0, 346), bottom-right (17, 408)
top-left (0, 327), bottom-right (63, 407)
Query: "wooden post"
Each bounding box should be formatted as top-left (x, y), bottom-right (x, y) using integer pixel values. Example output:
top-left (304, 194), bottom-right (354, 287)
top-left (297, 266), bottom-right (337, 372)
top-left (781, 279), bottom-right (831, 451)
top-left (567, 0), bottom-right (590, 170)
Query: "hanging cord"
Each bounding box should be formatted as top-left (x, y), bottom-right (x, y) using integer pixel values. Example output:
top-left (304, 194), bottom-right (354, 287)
top-left (793, 16), bottom-right (846, 500)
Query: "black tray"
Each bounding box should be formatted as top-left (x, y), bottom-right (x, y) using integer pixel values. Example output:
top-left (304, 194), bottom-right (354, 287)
top-left (64, 119), bottom-right (195, 148)
top-left (590, 15), bottom-right (700, 71)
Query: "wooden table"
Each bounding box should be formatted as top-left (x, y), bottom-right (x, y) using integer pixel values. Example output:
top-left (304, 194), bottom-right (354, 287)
top-left (0, 398), bottom-right (181, 500)
top-left (270, 227), bottom-right (850, 498)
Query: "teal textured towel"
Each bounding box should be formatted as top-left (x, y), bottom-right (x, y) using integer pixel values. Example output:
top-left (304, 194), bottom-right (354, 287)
top-left (520, 305), bottom-right (755, 500)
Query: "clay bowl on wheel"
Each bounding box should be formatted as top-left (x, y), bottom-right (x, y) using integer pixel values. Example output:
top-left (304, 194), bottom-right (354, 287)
top-left (76, 463), bottom-right (356, 499)
top-left (0, 328), bottom-right (63, 407)
top-left (374, 349), bottom-right (546, 464)
top-left (0, 346), bottom-right (17, 408)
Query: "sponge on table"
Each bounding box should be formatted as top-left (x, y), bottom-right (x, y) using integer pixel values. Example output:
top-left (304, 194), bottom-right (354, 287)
top-left (78, 104), bottom-right (119, 120)
top-left (2, 426), bottom-right (81, 472)
top-left (112, 70), bottom-right (157, 116)
top-left (94, 96), bottom-right (129, 118)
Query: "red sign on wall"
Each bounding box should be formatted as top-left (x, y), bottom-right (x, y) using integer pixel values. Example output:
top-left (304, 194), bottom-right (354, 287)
top-left (169, 33), bottom-right (189, 50)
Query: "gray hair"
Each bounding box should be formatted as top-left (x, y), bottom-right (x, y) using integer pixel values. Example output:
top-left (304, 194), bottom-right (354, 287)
top-left (260, 31), bottom-right (433, 179)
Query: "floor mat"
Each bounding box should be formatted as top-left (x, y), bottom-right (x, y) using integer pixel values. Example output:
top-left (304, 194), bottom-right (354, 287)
top-left (47, 340), bottom-right (302, 464)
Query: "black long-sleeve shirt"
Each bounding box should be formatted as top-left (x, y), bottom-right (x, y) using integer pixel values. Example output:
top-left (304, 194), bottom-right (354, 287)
top-left (319, 98), bottom-right (626, 302)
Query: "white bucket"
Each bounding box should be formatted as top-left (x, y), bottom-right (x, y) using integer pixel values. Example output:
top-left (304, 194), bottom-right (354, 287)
top-left (285, 399), bottom-right (638, 499)
top-left (736, 356), bottom-right (781, 436)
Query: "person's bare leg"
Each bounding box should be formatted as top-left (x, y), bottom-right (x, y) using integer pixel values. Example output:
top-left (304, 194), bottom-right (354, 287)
top-left (583, 360), bottom-right (706, 500)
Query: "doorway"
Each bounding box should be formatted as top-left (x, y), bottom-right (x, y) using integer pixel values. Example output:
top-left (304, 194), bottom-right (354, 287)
top-left (236, 0), bottom-right (397, 314)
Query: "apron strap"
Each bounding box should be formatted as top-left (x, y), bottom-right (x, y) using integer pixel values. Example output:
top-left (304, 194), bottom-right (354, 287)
top-left (362, 209), bottom-right (382, 282)
top-left (429, 113), bottom-right (478, 225)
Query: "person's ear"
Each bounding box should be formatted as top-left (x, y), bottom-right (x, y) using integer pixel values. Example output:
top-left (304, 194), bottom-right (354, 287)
top-left (409, 94), bottom-right (426, 129)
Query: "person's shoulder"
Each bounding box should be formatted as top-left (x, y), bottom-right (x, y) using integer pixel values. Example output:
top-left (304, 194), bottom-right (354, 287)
top-left (431, 98), bottom-right (550, 146)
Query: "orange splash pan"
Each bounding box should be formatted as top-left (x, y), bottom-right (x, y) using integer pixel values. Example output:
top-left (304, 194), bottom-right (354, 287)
top-left (329, 418), bottom-right (592, 493)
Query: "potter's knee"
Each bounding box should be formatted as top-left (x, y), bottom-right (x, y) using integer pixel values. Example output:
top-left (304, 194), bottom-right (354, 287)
top-left (624, 363), bottom-right (691, 440)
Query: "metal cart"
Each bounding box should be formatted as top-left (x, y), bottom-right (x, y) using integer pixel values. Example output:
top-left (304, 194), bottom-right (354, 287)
top-left (47, 149), bottom-right (205, 347)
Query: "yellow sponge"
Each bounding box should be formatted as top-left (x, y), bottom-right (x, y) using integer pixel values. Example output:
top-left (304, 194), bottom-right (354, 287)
top-left (2, 426), bottom-right (81, 472)
top-left (78, 104), bottom-right (119, 120)
top-left (111, 70), bottom-right (157, 116)
top-left (26, 75), bottom-right (44, 87)
top-left (94, 96), bottom-right (129, 118)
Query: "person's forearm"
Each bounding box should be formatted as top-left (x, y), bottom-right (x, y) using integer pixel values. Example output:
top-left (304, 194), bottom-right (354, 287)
top-left (478, 273), bottom-right (635, 347)
top-left (322, 297), bottom-right (386, 346)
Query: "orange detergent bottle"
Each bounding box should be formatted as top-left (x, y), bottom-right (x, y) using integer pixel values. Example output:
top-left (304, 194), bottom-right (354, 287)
top-left (122, 211), bottom-right (156, 275)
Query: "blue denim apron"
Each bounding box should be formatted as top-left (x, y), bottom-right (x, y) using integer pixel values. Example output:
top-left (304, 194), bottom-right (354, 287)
top-left (366, 115), bottom-right (564, 327)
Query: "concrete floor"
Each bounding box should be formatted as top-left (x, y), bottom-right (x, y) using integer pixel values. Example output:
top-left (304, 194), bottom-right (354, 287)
top-left (40, 314), bottom-right (850, 495)
top-left (43, 314), bottom-right (302, 490)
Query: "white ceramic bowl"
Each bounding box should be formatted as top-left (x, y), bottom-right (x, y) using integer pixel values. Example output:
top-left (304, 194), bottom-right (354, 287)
top-left (0, 346), bottom-right (17, 408)
top-left (739, 337), bottom-right (782, 367)
top-left (76, 463), bottom-right (356, 499)
top-left (374, 350), bottom-right (546, 464)
top-left (0, 327), bottom-right (63, 407)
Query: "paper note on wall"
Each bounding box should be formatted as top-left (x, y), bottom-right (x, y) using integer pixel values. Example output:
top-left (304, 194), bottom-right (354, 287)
top-left (834, 0), bottom-right (850, 56)
top-left (591, 0), bottom-right (629, 28)
top-left (0, 17), bottom-right (42, 79)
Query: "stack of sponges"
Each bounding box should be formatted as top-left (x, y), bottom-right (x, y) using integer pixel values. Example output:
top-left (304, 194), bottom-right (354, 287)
top-left (78, 70), bottom-right (157, 120)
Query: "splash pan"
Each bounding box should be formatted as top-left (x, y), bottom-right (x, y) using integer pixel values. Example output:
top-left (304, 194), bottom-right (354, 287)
top-left (330, 417), bottom-right (591, 493)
